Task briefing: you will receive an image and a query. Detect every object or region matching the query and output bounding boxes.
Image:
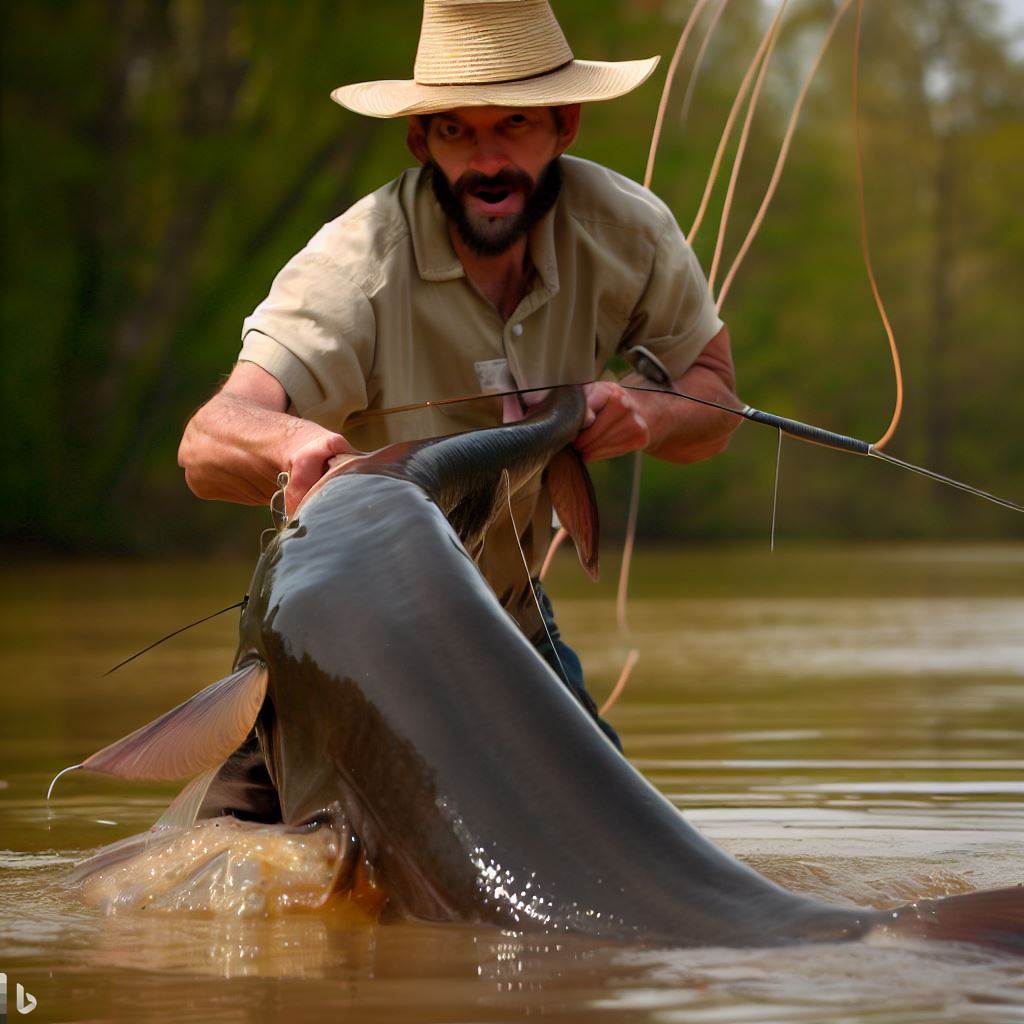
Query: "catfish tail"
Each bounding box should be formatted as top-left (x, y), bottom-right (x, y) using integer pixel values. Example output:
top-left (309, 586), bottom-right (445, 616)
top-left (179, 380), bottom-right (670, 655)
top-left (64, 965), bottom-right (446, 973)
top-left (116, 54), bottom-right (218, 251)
top-left (879, 886), bottom-right (1024, 955)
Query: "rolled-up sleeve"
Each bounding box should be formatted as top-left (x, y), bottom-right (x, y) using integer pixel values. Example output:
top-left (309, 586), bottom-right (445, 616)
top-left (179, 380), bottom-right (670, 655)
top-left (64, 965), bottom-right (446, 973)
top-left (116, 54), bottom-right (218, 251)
top-left (239, 249), bottom-right (375, 427)
top-left (621, 222), bottom-right (723, 380)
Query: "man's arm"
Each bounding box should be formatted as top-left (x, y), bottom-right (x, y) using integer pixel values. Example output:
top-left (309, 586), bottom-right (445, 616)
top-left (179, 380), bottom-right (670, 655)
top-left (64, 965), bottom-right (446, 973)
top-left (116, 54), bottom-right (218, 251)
top-left (177, 361), bottom-right (354, 514)
top-left (574, 326), bottom-right (740, 464)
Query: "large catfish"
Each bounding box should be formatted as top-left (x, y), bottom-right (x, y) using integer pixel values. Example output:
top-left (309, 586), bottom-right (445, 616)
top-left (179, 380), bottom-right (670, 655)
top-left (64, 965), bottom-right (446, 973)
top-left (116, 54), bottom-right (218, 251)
top-left (63, 388), bottom-right (1023, 950)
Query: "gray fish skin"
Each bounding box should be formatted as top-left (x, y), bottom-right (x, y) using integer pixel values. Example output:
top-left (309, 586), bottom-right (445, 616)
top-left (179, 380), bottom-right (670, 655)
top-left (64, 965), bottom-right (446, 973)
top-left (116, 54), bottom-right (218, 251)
top-left (237, 388), bottom-right (877, 946)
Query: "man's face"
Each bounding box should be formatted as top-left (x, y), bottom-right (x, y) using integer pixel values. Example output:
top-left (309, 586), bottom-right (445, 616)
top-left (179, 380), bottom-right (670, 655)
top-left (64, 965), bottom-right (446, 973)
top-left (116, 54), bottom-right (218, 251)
top-left (408, 105), bottom-right (580, 256)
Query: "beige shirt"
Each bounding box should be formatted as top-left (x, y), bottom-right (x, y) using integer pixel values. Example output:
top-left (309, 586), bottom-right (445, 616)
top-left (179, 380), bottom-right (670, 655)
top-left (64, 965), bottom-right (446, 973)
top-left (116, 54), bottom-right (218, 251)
top-left (239, 155), bottom-right (723, 636)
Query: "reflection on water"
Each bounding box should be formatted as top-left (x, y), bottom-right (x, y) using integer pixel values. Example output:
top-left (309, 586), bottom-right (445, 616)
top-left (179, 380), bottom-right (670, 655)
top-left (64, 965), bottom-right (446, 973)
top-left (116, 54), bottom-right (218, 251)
top-left (0, 546), bottom-right (1022, 1022)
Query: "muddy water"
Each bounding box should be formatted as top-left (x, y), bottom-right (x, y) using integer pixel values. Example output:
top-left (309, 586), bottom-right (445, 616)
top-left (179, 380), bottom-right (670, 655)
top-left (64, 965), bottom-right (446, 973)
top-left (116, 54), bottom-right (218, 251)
top-left (1, 545), bottom-right (1022, 1023)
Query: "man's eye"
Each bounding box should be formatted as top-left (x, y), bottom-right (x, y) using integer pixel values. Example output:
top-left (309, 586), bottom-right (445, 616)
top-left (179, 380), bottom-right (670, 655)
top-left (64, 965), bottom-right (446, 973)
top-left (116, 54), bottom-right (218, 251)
top-left (440, 122), bottom-right (462, 138)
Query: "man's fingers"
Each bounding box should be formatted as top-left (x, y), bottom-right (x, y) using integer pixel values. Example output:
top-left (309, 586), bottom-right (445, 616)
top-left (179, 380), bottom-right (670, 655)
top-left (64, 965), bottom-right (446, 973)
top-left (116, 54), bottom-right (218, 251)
top-left (284, 433), bottom-right (351, 515)
top-left (284, 462), bottom-right (321, 517)
top-left (521, 387), bottom-right (551, 408)
top-left (579, 382), bottom-right (617, 435)
top-left (575, 388), bottom-right (651, 461)
top-left (502, 394), bottom-right (526, 423)
top-left (578, 386), bottom-right (646, 443)
top-left (579, 433), bottom-right (647, 461)
top-left (504, 388), bottom-right (553, 423)
top-left (578, 421), bottom-right (650, 461)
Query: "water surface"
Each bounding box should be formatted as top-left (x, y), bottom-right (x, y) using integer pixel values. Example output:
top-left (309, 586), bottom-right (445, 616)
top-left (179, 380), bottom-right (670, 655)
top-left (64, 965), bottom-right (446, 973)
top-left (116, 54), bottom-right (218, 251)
top-left (1, 545), bottom-right (1022, 1022)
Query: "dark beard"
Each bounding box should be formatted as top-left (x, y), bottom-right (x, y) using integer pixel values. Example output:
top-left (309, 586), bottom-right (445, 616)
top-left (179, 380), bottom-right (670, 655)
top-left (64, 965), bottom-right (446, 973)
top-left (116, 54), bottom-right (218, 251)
top-left (429, 158), bottom-right (563, 257)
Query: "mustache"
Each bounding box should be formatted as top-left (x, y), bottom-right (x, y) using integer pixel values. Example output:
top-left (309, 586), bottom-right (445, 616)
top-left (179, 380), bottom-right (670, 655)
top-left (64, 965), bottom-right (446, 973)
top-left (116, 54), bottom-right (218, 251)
top-left (452, 167), bottom-right (535, 199)
top-left (428, 158), bottom-right (563, 257)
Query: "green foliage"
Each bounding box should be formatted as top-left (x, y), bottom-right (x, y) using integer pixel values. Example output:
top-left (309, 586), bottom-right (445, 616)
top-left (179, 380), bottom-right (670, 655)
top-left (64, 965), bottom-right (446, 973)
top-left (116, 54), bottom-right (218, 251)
top-left (1, 0), bottom-right (1021, 552)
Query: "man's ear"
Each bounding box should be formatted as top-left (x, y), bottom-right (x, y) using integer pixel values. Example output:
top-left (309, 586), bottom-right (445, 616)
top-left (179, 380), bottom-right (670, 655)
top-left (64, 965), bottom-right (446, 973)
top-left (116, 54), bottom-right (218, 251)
top-left (406, 116), bottom-right (430, 164)
top-left (554, 104), bottom-right (581, 155)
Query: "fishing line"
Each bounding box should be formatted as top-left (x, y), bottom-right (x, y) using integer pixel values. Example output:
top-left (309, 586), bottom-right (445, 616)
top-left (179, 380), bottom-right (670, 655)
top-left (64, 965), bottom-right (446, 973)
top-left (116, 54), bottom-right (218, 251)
top-left (605, 0), bottom-right (723, 694)
top-left (346, 375), bottom-right (1023, 514)
top-left (715, 0), bottom-right (856, 309)
top-left (679, 0), bottom-right (732, 129)
top-left (599, 648), bottom-right (640, 718)
top-left (345, 382), bottom-right (587, 426)
top-left (690, 0), bottom-right (790, 243)
top-left (539, 524), bottom-right (568, 581)
top-left (503, 469), bottom-right (571, 689)
top-left (851, 0), bottom-right (903, 449)
top-left (620, 0), bottom-right (729, 629)
top-left (643, 0), bottom-right (714, 188)
top-left (616, 429), bottom-right (644, 635)
top-left (865, 450), bottom-right (1024, 513)
top-left (103, 599), bottom-right (247, 677)
top-left (770, 427), bottom-right (783, 552)
top-left (620, 378), bottom-right (1024, 513)
top-left (602, 0), bottom-right (781, 710)
top-left (708, 0), bottom-right (788, 296)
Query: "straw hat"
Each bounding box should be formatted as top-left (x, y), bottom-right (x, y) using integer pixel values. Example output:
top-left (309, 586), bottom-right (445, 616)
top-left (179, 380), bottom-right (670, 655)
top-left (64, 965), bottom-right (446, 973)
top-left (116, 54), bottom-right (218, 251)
top-left (331, 0), bottom-right (660, 119)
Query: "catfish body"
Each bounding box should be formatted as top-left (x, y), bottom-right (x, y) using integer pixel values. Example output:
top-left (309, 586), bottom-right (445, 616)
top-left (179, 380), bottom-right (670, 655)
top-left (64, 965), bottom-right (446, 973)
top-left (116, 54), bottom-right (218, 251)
top-left (235, 388), bottom-right (871, 943)
top-left (67, 388), bottom-right (1024, 951)
top-left (243, 470), bottom-right (874, 943)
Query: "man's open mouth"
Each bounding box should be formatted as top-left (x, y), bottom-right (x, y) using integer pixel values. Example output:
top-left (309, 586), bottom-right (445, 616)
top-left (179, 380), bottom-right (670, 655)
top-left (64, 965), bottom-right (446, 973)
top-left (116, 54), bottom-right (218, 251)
top-left (472, 187), bottom-right (512, 206)
top-left (449, 169), bottom-right (536, 225)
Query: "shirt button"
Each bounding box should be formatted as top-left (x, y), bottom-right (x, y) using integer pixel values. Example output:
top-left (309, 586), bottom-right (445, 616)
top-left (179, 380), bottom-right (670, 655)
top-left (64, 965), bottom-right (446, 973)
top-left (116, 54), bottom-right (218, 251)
top-left (512, 323), bottom-right (524, 337)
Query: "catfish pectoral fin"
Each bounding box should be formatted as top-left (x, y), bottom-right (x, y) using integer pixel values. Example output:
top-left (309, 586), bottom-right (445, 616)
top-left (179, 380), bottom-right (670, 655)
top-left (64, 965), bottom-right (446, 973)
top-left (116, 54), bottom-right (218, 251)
top-left (547, 445), bottom-right (600, 580)
top-left (80, 662), bottom-right (268, 781)
top-left (66, 766), bottom-right (226, 887)
top-left (152, 763), bottom-right (226, 831)
top-left (68, 827), bottom-right (181, 886)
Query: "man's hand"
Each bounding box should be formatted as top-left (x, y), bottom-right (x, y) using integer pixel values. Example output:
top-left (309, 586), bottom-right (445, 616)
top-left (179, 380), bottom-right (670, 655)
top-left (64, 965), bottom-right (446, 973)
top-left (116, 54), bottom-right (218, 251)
top-left (179, 361), bottom-right (356, 514)
top-left (574, 382), bottom-right (651, 462)
top-left (284, 429), bottom-right (354, 515)
top-left (501, 388), bottom-right (550, 424)
top-left (574, 327), bottom-right (741, 465)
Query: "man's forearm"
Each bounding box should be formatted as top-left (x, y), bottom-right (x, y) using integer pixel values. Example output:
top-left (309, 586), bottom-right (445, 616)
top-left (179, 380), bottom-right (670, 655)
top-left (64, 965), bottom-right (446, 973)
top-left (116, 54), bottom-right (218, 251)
top-left (178, 360), bottom-right (355, 514)
top-left (634, 361), bottom-right (742, 464)
top-left (631, 324), bottom-right (741, 464)
top-left (573, 327), bottom-right (740, 465)
top-left (178, 393), bottom-right (323, 504)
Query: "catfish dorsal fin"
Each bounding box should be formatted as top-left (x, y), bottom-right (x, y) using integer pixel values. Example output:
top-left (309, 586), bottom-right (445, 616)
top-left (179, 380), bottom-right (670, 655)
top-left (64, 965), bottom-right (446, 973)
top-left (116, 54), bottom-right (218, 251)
top-left (546, 445), bottom-right (600, 580)
top-left (80, 662), bottom-right (268, 782)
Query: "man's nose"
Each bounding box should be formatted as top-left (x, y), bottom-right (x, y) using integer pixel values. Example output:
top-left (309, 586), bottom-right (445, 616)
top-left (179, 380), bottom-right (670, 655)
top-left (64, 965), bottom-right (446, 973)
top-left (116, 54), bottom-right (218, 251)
top-left (467, 135), bottom-right (511, 177)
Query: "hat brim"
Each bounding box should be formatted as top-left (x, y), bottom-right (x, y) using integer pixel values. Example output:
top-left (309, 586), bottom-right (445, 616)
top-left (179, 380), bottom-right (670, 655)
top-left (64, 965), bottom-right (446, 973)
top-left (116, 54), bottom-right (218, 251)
top-left (331, 57), bottom-right (660, 119)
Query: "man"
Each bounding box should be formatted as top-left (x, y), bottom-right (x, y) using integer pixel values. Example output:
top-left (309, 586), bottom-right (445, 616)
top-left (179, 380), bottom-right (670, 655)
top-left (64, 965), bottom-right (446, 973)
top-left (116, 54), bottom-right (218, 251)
top-left (177, 0), bottom-right (740, 749)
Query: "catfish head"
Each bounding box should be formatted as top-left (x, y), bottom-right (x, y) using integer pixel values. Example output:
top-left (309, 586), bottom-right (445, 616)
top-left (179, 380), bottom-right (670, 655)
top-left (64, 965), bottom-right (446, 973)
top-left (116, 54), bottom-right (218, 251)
top-left (294, 384), bottom-right (599, 574)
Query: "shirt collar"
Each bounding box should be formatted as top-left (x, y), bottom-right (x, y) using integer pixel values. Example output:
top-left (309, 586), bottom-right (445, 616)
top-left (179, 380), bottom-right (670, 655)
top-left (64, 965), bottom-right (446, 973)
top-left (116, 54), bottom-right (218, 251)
top-left (410, 165), bottom-right (560, 295)
top-left (410, 166), bottom-right (465, 282)
top-left (528, 198), bottom-right (559, 295)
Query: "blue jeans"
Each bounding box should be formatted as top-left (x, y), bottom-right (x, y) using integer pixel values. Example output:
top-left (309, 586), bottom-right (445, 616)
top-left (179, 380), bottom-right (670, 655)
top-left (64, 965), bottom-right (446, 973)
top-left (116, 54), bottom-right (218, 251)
top-left (531, 581), bottom-right (624, 752)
